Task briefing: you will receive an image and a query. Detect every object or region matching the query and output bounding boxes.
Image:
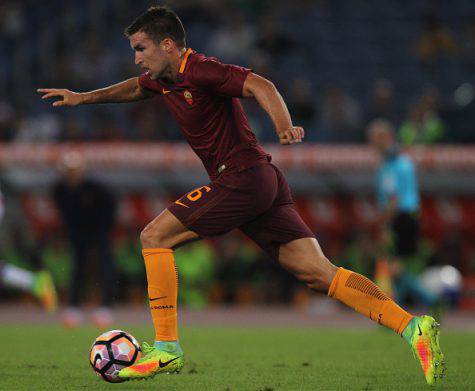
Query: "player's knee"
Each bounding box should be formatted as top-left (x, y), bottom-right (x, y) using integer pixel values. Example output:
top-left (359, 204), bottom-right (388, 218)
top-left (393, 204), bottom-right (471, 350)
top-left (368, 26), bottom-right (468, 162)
top-left (140, 222), bottom-right (167, 248)
top-left (139, 226), bottom-right (155, 248)
top-left (297, 255), bottom-right (337, 292)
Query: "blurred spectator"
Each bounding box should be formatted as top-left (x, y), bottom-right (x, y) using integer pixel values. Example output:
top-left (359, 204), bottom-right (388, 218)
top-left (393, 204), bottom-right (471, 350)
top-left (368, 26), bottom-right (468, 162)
top-left (255, 17), bottom-right (294, 58)
top-left (364, 79), bottom-right (398, 127)
top-left (0, 100), bottom-right (15, 141)
top-left (287, 77), bottom-right (317, 131)
top-left (14, 113), bottom-right (61, 142)
top-left (0, 3), bottom-right (25, 40)
top-left (0, 1), bottom-right (474, 143)
top-left (207, 12), bottom-right (255, 63)
top-left (52, 152), bottom-right (117, 327)
top-left (460, 14), bottom-right (475, 69)
top-left (317, 85), bottom-right (361, 142)
top-left (413, 12), bottom-right (458, 67)
top-left (69, 35), bottom-right (120, 89)
top-left (398, 87), bottom-right (445, 146)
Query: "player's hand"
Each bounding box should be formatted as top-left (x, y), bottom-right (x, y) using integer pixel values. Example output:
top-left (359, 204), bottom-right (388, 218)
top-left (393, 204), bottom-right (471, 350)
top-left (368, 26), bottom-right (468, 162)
top-left (37, 88), bottom-right (83, 107)
top-left (278, 126), bottom-right (304, 145)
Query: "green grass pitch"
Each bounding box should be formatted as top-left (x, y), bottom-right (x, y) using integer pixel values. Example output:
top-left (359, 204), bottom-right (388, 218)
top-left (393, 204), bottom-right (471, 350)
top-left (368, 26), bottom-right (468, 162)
top-left (1, 324), bottom-right (473, 390)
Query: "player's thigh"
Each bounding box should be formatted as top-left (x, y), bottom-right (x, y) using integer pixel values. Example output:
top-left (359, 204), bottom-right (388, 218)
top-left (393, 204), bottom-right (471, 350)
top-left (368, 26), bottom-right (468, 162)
top-left (168, 182), bottom-right (256, 239)
top-left (141, 208), bottom-right (200, 249)
top-left (240, 204), bottom-right (337, 286)
top-left (239, 203), bottom-right (313, 261)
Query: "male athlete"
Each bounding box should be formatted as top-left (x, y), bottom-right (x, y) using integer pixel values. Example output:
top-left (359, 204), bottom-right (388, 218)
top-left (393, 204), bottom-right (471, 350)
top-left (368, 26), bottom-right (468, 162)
top-left (0, 185), bottom-right (57, 312)
top-left (38, 6), bottom-right (445, 385)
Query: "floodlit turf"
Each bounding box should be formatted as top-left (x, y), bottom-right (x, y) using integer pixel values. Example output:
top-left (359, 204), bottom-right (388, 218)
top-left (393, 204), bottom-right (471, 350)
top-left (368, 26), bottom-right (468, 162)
top-left (1, 324), bottom-right (473, 390)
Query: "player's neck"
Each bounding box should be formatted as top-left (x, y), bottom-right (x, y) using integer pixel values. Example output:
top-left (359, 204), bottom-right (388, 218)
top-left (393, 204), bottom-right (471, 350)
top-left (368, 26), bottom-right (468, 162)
top-left (162, 47), bottom-right (188, 84)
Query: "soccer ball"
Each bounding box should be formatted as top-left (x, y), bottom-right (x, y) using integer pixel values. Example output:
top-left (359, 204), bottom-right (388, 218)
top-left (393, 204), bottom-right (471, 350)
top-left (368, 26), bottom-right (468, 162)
top-left (89, 329), bottom-right (142, 382)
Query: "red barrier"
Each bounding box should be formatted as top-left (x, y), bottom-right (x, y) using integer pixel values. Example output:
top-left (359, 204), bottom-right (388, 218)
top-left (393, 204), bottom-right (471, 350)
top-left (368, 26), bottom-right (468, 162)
top-left (1, 143), bottom-right (474, 171)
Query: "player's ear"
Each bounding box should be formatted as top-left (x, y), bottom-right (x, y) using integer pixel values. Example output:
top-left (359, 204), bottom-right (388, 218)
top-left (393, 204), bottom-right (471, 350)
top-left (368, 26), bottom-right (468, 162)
top-left (161, 38), bottom-right (173, 53)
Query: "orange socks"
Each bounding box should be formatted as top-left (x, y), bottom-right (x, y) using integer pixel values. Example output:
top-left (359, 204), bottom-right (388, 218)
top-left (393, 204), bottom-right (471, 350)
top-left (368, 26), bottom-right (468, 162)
top-left (142, 248), bottom-right (178, 341)
top-left (328, 267), bottom-right (413, 335)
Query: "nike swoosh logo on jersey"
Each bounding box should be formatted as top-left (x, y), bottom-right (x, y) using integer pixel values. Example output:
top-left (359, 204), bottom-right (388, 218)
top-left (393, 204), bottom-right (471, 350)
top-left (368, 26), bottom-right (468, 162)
top-left (418, 324), bottom-right (422, 336)
top-left (162, 89), bottom-right (171, 94)
top-left (149, 296), bottom-right (167, 301)
top-left (158, 356), bottom-right (181, 368)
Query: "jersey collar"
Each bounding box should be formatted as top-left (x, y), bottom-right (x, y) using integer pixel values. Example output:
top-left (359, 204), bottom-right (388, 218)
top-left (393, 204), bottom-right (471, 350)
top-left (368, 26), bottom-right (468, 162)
top-left (178, 48), bottom-right (193, 74)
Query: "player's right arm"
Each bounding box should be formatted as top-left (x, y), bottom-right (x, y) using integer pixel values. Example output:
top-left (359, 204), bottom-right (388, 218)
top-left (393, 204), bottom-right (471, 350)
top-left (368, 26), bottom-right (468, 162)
top-left (37, 77), bottom-right (154, 107)
top-left (190, 58), bottom-right (304, 145)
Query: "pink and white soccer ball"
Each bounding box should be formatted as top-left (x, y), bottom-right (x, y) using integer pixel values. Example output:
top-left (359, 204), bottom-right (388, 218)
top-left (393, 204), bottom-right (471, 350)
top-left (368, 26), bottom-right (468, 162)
top-left (89, 329), bottom-right (142, 382)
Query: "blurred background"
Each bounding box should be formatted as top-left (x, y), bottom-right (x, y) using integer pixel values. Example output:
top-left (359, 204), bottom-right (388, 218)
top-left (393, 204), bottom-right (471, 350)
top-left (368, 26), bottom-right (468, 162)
top-left (0, 0), bottom-right (474, 327)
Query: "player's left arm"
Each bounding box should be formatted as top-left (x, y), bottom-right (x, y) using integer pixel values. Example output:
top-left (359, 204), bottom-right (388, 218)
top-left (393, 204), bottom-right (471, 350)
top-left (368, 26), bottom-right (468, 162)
top-left (242, 73), bottom-right (303, 145)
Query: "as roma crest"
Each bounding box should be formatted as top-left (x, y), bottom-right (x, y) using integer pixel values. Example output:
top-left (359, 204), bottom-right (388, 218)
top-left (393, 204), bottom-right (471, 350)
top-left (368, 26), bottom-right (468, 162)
top-left (184, 90), bottom-right (193, 105)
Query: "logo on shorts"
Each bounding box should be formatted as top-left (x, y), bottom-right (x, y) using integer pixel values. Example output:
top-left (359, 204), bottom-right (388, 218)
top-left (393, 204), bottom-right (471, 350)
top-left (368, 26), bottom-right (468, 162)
top-left (175, 200), bottom-right (189, 208)
top-left (184, 90), bottom-right (193, 105)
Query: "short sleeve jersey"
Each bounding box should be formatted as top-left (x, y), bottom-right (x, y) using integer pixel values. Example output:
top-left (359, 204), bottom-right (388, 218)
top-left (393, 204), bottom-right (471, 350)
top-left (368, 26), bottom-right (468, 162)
top-left (138, 49), bottom-right (271, 180)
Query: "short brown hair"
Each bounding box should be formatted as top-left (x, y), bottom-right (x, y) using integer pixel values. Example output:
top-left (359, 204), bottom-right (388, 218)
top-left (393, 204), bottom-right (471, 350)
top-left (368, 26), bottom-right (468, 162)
top-left (124, 6), bottom-right (186, 48)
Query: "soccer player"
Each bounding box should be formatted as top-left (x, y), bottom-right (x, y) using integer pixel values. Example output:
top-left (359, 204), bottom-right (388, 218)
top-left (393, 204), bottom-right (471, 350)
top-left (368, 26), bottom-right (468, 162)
top-left (0, 187), bottom-right (57, 312)
top-left (37, 6), bottom-right (445, 385)
top-left (0, 261), bottom-right (57, 312)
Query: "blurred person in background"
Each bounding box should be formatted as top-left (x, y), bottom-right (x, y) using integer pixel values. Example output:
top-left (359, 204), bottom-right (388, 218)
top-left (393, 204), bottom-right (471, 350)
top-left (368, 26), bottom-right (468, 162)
top-left (207, 11), bottom-right (255, 64)
top-left (367, 119), bottom-right (438, 309)
top-left (398, 86), bottom-right (445, 146)
top-left (52, 152), bottom-right (117, 328)
top-left (287, 77), bottom-right (317, 133)
top-left (255, 17), bottom-right (295, 58)
top-left (317, 85), bottom-right (361, 142)
top-left (413, 11), bottom-right (458, 68)
top-left (0, 100), bottom-right (16, 141)
top-left (364, 79), bottom-right (398, 128)
top-left (38, 6), bottom-right (445, 385)
top-left (0, 183), bottom-right (57, 312)
top-left (460, 14), bottom-right (475, 69)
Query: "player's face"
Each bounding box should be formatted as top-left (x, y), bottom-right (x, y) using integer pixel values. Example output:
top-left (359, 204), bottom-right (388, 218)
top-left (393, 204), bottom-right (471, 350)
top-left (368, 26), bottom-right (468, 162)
top-left (130, 31), bottom-right (169, 80)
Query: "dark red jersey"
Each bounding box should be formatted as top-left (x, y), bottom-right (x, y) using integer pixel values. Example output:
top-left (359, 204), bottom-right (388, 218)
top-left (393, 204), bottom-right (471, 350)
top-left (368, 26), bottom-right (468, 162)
top-left (138, 49), bottom-right (271, 180)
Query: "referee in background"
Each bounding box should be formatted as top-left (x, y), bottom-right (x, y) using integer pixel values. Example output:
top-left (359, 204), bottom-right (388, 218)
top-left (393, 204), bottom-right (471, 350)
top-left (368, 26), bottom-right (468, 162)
top-left (368, 119), bottom-right (437, 307)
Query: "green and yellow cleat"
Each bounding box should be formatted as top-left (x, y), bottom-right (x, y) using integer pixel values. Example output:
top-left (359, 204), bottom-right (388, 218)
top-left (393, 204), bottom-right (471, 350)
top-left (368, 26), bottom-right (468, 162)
top-left (409, 315), bottom-right (446, 386)
top-left (118, 342), bottom-right (184, 380)
top-left (33, 270), bottom-right (58, 313)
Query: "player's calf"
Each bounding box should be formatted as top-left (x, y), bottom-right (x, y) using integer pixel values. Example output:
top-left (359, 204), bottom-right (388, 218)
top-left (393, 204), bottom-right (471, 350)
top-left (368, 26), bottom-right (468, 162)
top-left (278, 237), bottom-right (338, 292)
top-left (279, 238), bottom-right (413, 333)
